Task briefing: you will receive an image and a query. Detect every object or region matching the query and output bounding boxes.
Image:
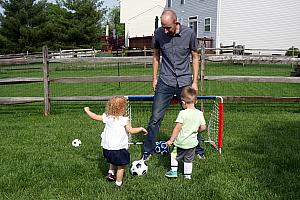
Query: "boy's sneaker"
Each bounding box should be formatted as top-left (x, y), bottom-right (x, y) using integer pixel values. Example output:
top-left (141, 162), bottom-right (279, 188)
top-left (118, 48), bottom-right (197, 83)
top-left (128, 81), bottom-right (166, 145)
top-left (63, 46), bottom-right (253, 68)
top-left (197, 154), bottom-right (206, 160)
top-left (106, 173), bottom-right (116, 181)
top-left (165, 170), bottom-right (178, 178)
top-left (141, 152), bottom-right (152, 161)
top-left (115, 181), bottom-right (123, 187)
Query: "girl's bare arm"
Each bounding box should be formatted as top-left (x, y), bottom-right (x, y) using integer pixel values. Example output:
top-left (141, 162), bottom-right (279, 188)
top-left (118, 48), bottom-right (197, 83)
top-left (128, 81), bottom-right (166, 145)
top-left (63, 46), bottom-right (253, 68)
top-left (84, 107), bottom-right (103, 121)
top-left (125, 122), bottom-right (147, 135)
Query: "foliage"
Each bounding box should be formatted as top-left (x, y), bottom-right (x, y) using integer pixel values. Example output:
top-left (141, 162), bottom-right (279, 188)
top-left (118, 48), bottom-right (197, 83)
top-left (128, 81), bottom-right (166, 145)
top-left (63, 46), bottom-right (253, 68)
top-left (56, 0), bottom-right (106, 49)
top-left (0, 0), bottom-right (106, 53)
top-left (107, 6), bottom-right (124, 37)
top-left (0, 0), bottom-right (48, 53)
top-left (285, 47), bottom-right (299, 56)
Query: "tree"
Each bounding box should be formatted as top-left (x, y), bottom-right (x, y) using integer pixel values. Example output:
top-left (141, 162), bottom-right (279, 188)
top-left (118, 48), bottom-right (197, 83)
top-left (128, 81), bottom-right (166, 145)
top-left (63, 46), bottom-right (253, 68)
top-left (40, 3), bottom-right (70, 50)
top-left (56, 0), bottom-right (106, 49)
top-left (0, 0), bottom-right (106, 53)
top-left (107, 6), bottom-right (124, 37)
top-left (0, 0), bottom-right (48, 53)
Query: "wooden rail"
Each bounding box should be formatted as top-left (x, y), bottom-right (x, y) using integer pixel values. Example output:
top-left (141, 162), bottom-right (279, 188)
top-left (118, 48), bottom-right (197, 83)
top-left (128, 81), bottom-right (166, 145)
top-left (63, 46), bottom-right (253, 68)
top-left (1, 96), bottom-right (300, 104)
top-left (1, 55), bottom-right (300, 66)
top-left (1, 76), bottom-right (299, 85)
top-left (206, 55), bottom-right (300, 64)
top-left (205, 76), bottom-right (300, 83)
top-left (0, 77), bottom-right (43, 84)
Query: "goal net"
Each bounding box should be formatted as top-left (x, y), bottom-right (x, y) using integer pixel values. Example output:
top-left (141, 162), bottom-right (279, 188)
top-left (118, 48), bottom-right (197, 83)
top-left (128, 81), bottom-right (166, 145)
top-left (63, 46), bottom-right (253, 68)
top-left (126, 95), bottom-right (224, 154)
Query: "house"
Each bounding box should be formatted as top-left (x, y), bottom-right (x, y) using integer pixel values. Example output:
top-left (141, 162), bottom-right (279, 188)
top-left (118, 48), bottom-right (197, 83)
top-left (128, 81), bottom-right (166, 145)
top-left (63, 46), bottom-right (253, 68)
top-left (120, 0), bottom-right (165, 48)
top-left (170, 0), bottom-right (300, 54)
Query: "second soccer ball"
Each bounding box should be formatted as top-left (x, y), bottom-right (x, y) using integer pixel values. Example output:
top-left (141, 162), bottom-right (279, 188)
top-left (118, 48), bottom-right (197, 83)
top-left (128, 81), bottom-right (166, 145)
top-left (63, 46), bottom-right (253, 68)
top-left (155, 141), bottom-right (169, 155)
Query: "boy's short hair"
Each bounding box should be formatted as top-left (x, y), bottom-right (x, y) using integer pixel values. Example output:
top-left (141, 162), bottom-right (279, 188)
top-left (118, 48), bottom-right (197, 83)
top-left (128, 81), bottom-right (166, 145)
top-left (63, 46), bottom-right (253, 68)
top-left (181, 86), bottom-right (197, 104)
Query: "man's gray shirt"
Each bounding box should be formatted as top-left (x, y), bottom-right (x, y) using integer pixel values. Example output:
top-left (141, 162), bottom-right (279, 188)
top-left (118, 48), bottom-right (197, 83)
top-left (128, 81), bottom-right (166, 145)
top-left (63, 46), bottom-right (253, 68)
top-left (152, 25), bottom-right (198, 88)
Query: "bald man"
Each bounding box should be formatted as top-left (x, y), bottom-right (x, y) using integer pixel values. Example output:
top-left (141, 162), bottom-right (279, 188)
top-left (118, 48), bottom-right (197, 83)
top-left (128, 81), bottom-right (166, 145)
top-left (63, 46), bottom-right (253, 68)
top-left (142, 9), bottom-right (204, 161)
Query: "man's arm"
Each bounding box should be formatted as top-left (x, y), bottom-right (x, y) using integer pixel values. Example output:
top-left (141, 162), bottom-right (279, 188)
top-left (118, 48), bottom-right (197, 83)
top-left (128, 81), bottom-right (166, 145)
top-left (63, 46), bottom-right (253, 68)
top-left (191, 50), bottom-right (199, 93)
top-left (152, 48), bottom-right (160, 91)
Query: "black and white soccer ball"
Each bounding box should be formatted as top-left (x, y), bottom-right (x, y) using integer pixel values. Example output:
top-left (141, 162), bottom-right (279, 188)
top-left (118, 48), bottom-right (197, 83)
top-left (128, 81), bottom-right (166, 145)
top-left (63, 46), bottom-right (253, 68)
top-left (72, 139), bottom-right (81, 147)
top-left (155, 141), bottom-right (169, 155)
top-left (130, 160), bottom-right (148, 176)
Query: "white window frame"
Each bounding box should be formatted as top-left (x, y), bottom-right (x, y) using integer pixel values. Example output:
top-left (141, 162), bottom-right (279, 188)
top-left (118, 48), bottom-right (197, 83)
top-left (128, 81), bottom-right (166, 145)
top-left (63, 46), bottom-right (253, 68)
top-left (167, 0), bottom-right (172, 8)
top-left (204, 17), bottom-right (211, 32)
top-left (188, 16), bottom-right (199, 37)
top-left (181, 0), bottom-right (185, 5)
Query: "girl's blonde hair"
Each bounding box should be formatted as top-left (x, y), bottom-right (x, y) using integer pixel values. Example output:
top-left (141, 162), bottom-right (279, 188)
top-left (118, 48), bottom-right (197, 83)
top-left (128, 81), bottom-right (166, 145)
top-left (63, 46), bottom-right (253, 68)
top-left (105, 96), bottom-right (127, 117)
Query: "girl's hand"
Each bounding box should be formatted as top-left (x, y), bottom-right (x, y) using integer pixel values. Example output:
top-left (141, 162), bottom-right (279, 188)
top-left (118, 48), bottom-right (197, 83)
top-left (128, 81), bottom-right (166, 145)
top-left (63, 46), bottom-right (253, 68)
top-left (141, 127), bottom-right (148, 135)
top-left (84, 107), bottom-right (90, 112)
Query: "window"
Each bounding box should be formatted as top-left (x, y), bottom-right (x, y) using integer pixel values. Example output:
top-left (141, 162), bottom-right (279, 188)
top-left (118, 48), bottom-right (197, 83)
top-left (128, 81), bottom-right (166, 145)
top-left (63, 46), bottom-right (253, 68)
top-left (181, 0), bottom-right (185, 5)
top-left (188, 16), bottom-right (198, 36)
top-left (204, 17), bottom-right (211, 32)
top-left (167, 0), bottom-right (172, 8)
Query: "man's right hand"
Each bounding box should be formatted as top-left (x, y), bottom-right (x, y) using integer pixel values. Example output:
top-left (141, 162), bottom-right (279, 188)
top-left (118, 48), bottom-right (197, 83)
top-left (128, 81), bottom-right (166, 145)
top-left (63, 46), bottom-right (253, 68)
top-left (152, 78), bottom-right (158, 92)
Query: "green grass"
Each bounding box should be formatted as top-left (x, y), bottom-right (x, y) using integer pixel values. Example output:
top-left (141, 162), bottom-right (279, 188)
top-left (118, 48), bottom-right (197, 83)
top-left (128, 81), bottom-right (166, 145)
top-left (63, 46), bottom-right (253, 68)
top-left (0, 61), bottom-right (299, 199)
top-left (205, 63), bottom-right (294, 76)
top-left (0, 102), bottom-right (299, 199)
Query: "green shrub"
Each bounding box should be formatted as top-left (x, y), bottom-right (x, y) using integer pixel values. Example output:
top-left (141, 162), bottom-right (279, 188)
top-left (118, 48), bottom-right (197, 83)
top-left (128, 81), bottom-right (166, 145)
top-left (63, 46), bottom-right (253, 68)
top-left (285, 47), bottom-right (299, 56)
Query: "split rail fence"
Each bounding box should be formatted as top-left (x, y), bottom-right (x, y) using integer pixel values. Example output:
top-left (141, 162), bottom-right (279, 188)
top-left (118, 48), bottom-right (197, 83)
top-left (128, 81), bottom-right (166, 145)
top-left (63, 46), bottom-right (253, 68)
top-left (1, 46), bottom-right (300, 115)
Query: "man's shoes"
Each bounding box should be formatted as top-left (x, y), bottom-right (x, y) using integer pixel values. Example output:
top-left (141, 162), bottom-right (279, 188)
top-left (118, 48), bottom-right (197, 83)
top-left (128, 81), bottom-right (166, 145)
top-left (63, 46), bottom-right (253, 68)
top-left (165, 170), bottom-right (178, 178)
top-left (141, 152), bottom-right (152, 161)
top-left (197, 154), bottom-right (206, 160)
top-left (106, 173), bottom-right (116, 181)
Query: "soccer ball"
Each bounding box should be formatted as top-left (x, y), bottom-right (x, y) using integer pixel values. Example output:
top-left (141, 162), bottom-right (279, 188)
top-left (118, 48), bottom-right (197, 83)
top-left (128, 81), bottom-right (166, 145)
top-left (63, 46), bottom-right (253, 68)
top-left (130, 160), bottom-right (148, 176)
top-left (155, 141), bottom-right (169, 155)
top-left (72, 139), bottom-right (81, 147)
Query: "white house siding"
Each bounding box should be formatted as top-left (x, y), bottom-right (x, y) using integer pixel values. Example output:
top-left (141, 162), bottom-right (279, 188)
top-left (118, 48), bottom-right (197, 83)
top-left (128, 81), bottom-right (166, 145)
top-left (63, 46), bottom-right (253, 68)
top-left (120, 0), bottom-right (165, 47)
top-left (171, 0), bottom-right (218, 48)
top-left (219, 0), bottom-right (300, 54)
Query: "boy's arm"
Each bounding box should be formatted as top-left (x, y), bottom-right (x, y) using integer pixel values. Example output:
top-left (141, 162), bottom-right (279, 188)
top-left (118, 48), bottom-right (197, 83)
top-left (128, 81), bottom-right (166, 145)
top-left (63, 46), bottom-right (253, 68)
top-left (166, 122), bottom-right (183, 146)
top-left (125, 121), bottom-right (148, 135)
top-left (84, 107), bottom-right (103, 121)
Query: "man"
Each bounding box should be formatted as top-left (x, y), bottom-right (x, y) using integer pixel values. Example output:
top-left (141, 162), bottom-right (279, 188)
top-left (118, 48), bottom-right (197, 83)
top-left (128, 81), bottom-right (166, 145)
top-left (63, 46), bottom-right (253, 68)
top-left (142, 9), bottom-right (205, 161)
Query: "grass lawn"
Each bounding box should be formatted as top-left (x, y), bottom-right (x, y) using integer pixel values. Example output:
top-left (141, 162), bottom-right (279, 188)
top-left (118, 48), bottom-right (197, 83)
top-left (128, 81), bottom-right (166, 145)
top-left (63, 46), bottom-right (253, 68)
top-left (0, 61), bottom-right (299, 199)
top-left (0, 102), bottom-right (299, 199)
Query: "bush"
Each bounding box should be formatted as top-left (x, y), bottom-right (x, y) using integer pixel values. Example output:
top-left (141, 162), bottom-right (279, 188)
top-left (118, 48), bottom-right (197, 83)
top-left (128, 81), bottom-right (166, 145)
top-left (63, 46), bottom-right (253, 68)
top-left (285, 47), bottom-right (299, 56)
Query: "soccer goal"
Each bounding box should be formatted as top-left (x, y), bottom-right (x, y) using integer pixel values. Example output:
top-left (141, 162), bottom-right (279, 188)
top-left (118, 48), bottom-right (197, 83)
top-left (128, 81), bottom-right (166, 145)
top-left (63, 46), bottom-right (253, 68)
top-left (126, 95), bottom-right (224, 154)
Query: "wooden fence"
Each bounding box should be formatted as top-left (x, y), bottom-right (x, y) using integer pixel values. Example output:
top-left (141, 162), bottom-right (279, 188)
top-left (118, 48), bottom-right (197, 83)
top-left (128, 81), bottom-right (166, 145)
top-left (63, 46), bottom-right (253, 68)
top-left (1, 46), bottom-right (300, 115)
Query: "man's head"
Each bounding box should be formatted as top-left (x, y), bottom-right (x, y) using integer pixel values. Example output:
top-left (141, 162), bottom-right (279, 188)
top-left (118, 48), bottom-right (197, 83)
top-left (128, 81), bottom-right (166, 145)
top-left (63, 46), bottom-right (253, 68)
top-left (160, 9), bottom-right (177, 36)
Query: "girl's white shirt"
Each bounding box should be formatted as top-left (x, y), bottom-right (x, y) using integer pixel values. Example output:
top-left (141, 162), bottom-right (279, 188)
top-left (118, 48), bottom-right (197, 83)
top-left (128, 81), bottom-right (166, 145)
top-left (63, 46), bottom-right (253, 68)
top-left (100, 113), bottom-right (129, 150)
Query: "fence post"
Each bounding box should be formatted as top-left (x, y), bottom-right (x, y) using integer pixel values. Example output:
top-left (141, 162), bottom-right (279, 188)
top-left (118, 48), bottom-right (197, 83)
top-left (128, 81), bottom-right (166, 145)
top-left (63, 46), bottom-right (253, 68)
top-left (144, 46), bottom-right (147, 68)
top-left (43, 46), bottom-right (50, 116)
top-left (200, 44), bottom-right (205, 111)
